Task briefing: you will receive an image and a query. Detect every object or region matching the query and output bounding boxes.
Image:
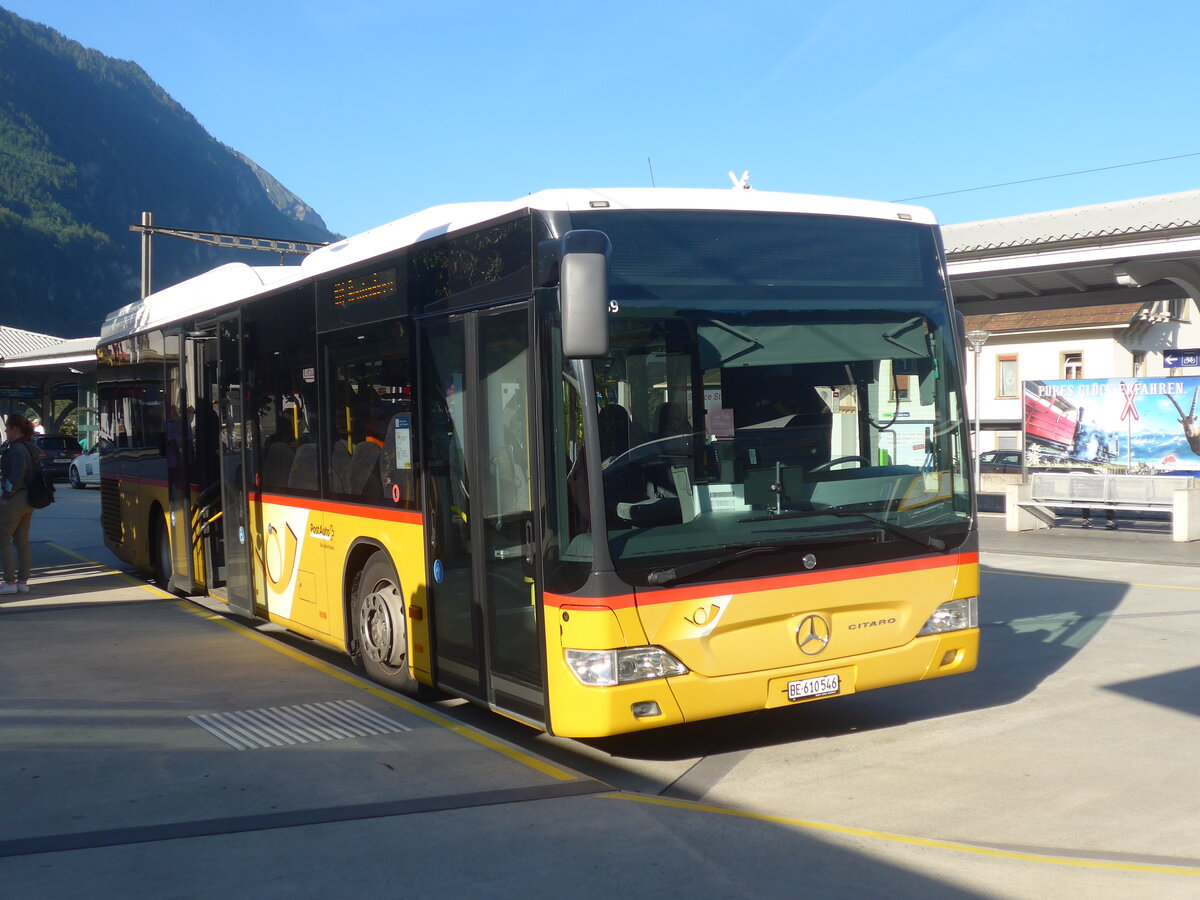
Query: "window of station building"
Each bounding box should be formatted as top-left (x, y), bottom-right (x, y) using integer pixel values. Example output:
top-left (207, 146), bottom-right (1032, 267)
top-left (323, 319), bottom-right (416, 509)
top-left (243, 288), bottom-right (320, 496)
top-left (996, 356), bottom-right (1018, 398)
top-left (1062, 351), bottom-right (1084, 380)
top-left (1132, 351), bottom-right (1146, 377)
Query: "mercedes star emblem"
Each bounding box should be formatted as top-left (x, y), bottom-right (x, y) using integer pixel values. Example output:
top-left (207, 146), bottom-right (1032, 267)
top-left (795, 614), bottom-right (831, 656)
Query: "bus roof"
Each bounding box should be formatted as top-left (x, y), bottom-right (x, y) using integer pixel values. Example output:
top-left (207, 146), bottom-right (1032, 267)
top-left (100, 188), bottom-right (937, 342)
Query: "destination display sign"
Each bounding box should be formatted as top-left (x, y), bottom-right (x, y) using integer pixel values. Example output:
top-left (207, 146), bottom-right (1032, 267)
top-left (331, 267), bottom-right (396, 308)
top-left (319, 265), bottom-right (404, 332)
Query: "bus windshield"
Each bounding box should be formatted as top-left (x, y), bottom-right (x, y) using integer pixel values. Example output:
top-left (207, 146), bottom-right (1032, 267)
top-left (569, 209), bottom-right (970, 578)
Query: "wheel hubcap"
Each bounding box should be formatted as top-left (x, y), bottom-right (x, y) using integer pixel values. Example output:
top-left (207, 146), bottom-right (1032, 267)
top-left (360, 586), bottom-right (405, 667)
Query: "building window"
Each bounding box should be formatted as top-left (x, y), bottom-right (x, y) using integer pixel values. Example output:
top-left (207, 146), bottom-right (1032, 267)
top-left (889, 374), bottom-right (911, 401)
top-left (996, 356), bottom-right (1018, 398)
top-left (1132, 351), bottom-right (1145, 377)
top-left (1062, 351), bottom-right (1083, 380)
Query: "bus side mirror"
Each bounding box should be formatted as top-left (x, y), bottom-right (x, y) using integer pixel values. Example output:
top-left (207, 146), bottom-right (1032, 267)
top-left (558, 230), bottom-right (611, 359)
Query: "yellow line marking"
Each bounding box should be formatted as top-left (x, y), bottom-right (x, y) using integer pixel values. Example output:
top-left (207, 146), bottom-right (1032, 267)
top-left (176, 603), bottom-right (579, 781)
top-left (48, 543), bottom-right (176, 598)
top-left (602, 793), bottom-right (1200, 877)
top-left (46, 543), bottom-right (579, 783)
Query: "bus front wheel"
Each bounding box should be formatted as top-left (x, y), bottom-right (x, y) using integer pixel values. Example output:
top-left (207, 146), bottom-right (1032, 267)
top-left (352, 554), bottom-right (421, 697)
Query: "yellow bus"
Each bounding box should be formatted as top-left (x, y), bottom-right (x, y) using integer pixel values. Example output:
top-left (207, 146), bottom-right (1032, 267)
top-left (97, 188), bottom-right (979, 738)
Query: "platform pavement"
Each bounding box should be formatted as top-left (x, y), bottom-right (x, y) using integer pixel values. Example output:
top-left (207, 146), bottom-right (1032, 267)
top-left (2, 488), bottom-right (1198, 898)
top-left (0, 493), bottom-right (989, 898)
top-left (977, 508), bottom-right (1198, 568)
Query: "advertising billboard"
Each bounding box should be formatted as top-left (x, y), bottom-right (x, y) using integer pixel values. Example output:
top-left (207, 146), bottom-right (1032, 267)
top-left (1023, 376), bottom-right (1200, 473)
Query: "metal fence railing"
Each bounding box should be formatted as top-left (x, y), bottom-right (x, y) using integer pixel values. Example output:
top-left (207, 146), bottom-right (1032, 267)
top-left (1030, 473), bottom-right (1199, 507)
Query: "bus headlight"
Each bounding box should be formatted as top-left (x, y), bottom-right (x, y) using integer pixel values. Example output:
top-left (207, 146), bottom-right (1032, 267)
top-left (565, 647), bottom-right (688, 686)
top-left (918, 597), bottom-right (978, 635)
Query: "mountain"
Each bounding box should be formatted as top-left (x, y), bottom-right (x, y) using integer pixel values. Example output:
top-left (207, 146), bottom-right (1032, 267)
top-left (0, 6), bottom-right (340, 338)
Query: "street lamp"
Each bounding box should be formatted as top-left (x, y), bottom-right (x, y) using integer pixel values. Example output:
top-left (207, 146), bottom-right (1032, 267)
top-left (965, 329), bottom-right (990, 494)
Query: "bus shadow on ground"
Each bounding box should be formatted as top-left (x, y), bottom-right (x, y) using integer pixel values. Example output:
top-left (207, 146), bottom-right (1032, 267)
top-left (587, 562), bottom-right (1129, 762)
top-left (1103, 665), bottom-right (1200, 718)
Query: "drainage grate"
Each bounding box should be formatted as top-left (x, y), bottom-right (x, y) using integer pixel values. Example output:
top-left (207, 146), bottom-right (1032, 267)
top-left (190, 699), bottom-right (412, 751)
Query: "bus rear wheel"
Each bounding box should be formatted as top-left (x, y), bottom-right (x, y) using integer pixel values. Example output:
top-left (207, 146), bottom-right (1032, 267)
top-left (152, 516), bottom-right (173, 588)
top-left (353, 553), bottom-right (421, 697)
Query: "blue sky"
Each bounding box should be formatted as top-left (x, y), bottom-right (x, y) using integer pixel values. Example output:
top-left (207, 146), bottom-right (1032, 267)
top-left (7, 0), bottom-right (1200, 238)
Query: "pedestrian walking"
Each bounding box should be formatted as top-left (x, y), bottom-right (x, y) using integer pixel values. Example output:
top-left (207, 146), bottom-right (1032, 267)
top-left (0, 414), bottom-right (38, 594)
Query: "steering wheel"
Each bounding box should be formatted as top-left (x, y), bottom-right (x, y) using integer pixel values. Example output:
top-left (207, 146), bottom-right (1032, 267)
top-left (812, 455), bottom-right (871, 473)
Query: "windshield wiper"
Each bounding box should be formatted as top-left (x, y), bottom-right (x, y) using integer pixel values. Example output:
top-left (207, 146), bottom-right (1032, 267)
top-left (646, 537), bottom-right (853, 587)
top-left (739, 506), bottom-right (947, 552)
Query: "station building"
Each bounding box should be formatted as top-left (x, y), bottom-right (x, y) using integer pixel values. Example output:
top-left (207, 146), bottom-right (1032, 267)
top-left (945, 189), bottom-right (1200, 455)
top-left (0, 326), bottom-right (99, 445)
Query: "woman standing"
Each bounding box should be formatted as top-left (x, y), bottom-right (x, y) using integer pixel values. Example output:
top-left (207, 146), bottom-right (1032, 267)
top-left (0, 414), bottom-right (37, 594)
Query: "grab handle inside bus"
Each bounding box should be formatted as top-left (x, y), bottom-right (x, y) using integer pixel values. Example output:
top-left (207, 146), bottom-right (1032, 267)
top-left (558, 229), bottom-right (611, 359)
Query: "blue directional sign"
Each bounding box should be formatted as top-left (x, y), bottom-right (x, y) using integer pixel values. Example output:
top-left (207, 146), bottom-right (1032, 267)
top-left (1164, 348), bottom-right (1200, 368)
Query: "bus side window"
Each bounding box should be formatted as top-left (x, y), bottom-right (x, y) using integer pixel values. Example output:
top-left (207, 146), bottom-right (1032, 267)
top-left (323, 320), bottom-right (414, 507)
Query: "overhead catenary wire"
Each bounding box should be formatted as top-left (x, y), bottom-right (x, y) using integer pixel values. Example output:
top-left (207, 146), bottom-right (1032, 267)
top-left (893, 150), bottom-right (1200, 202)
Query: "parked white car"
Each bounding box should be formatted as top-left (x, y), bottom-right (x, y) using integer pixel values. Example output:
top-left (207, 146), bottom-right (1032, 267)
top-left (68, 444), bottom-right (100, 488)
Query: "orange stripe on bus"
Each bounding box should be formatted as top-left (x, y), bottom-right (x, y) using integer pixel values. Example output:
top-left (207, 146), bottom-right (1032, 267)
top-left (251, 491), bottom-right (424, 526)
top-left (544, 552), bottom-right (977, 610)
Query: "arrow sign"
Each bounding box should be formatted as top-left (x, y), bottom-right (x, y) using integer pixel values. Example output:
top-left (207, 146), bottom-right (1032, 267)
top-left (1165, 347), bottom-right (1200, 367)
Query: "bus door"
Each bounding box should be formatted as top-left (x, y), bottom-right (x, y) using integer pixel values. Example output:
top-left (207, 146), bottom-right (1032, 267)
top-left (216, 317), bottom-right (254, 615)
top-left (167, 334), bottom-right (203, 594)
top-left (193, 317), bottom-right (255, 616)
top-left (421, 303), bottom-right (544, 724)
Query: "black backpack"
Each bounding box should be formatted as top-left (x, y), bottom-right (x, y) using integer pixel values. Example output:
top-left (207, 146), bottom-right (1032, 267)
top-left (24, 443), bottom-right (55, 509)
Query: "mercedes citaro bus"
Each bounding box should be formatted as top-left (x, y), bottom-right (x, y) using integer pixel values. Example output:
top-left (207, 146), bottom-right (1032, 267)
top-left (96, 188), bottom-right (979, 737)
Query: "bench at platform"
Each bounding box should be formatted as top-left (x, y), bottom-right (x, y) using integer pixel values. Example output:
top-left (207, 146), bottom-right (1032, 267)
top-left (1005, 473), bottom-right (1200, 542)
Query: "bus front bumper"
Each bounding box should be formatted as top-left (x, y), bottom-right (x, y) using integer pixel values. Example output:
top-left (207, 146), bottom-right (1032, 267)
top-left (548, 628), bottom-right (978, 739)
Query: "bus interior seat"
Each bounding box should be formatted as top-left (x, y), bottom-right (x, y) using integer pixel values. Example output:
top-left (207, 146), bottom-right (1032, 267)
top-left (330, 440), bottom-right (353, 494)
top-left (657, 401), bottom-right (689, 438)
top-left (350, 440), bottom-right (385, 498)
top-left (262, 441), bottom-right (295, 489)
top-left (287, 442), bottom-right (319, 491)
top-left (598, 404), bottom-right (631, 462)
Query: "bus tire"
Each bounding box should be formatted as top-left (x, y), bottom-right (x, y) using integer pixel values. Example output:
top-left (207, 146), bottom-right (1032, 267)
top-left (152, 513), bottom-right (173, 589)
top-left (352, 553), bottom-right (421, 697)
